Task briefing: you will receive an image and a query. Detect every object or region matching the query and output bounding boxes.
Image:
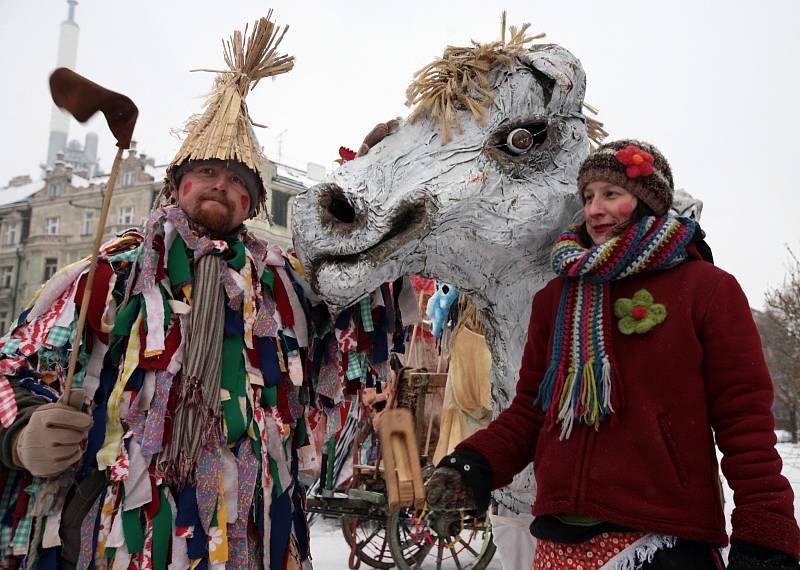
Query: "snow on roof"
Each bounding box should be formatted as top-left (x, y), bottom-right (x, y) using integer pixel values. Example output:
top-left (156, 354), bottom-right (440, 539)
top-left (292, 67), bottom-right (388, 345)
top-left (0, 178), bottom-right (42, 207)
top-left (274, 163), bottom-right (319, 190)
top-left (145, 163), bottom-right (168, 182)
top-left (70, 172), bottom-right (93, 188)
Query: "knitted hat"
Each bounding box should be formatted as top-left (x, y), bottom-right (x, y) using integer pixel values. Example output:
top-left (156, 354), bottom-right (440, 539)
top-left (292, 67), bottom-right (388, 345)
top-left (164, 12), bottom-right (294, 217)
top-left (578, 139), bottom-right (673, 216)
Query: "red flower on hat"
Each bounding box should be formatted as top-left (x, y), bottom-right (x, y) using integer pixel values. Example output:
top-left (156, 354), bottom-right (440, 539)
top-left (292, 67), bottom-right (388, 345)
top-left (615, 145), bottom-right (655, 178)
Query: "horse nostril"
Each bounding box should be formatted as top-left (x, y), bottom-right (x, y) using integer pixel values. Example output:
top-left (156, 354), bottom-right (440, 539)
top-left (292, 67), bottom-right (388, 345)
top-left (328, 197), bottom-right (357, 224)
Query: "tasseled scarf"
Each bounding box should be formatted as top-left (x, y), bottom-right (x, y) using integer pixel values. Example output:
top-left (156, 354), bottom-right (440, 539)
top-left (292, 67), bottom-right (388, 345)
top-left (535, 215), bottom-right (696, 439)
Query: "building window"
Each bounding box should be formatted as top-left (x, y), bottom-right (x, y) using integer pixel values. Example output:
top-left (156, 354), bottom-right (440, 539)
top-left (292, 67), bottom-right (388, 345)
top-left (48, 181), bottom-right (64, 197)
top-left (45, 217), bottom-right (60, 235)
top-left (0, 266), bottom-right (12, 289)
top-left (43, 257), bottom-right (58, 282)
top-left (118, 206), bottom-right (134, 226)
top-left (271, 190), bottom-right (289, 227)
top-left (83, 211), bottom-right (95, 235)
top-left (122, 171), bottom-right (136, 187)
top-left (3, 221), bottom-right (19, 245)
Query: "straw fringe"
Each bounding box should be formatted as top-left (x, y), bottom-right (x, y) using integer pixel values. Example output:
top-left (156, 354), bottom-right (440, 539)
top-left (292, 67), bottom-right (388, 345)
top-left (168, 11), bottom-right (295, 216)
top-left (405, 21), bottom-right (544, 144)
top-left (405, 17), bottom-right (607, 146)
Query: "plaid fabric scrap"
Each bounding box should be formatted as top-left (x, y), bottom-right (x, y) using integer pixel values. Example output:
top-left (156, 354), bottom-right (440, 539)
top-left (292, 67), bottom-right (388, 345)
top-left (0, 374), bottom-right (18, 428)
top-left (359, 296), bottom-right (374, 332)
top-left (1, 338), bottom-right (21, 355)
top-left (45, 325), bottom-right (72, 349)
top-left (346, 351), bottom-right (366, 381)
top-left (10, 479), bottom-right (40, 556)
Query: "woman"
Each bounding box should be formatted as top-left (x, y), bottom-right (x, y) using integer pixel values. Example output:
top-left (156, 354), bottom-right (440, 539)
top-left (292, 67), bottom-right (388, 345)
top-left (426, 140), bottom-right (799, 569)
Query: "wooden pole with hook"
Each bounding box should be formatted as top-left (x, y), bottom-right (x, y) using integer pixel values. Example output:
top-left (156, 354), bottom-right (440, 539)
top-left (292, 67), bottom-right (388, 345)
top-left (48, 67), bottom-right (138, 401)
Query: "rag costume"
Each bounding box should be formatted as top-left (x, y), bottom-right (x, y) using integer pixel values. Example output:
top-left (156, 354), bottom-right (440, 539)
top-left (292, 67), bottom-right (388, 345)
top-left (0, 15), bottom-right (406, 569)
top-left (436, 140), bottom-right (800, 569)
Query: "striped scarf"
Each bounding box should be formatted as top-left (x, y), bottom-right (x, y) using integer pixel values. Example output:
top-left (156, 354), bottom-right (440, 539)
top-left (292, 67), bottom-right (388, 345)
top-left (535, 215), bottom-right (696, 439)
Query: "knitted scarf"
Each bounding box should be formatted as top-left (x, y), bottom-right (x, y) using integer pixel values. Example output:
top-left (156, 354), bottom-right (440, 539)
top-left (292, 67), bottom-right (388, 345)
top-left (535, 215), bottom-right (697, 440)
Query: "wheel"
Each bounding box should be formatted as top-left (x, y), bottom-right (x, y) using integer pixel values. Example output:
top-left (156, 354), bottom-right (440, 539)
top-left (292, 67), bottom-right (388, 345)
top-left (341, 516), bottom-right (396, 569)
top-left (342, 514), bottom-right (437, 569)
top-left (387, 507), bottom-right (496, 569)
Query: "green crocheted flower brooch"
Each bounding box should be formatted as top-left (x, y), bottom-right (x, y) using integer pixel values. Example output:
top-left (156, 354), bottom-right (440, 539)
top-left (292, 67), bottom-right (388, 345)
top-left (613, 289), bottom-right (666, 335)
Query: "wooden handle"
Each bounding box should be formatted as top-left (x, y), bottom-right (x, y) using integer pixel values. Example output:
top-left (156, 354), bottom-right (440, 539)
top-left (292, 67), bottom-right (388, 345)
top-left (62, 147), bottom-right (124, 400)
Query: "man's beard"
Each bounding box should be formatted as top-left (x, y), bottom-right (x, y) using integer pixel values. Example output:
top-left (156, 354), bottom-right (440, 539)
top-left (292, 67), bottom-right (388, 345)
top-left (185, 194), bottom-right (237, 236)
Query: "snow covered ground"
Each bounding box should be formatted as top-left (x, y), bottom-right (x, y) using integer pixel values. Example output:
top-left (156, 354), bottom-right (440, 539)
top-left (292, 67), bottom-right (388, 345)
top-left (307, 436), bottom-right (800, 569)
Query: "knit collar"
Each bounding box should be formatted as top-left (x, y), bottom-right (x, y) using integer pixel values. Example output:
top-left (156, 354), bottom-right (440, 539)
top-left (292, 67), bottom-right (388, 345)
top-left (536, 215), bottom-right (697, 439)
top-left (551, 215), bottom-right (697, 283)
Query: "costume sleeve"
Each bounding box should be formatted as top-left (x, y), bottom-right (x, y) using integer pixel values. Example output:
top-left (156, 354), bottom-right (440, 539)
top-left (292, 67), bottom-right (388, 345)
top-left (0, 380), bottom-right (48, 469)
top-left (703, 272), bottom-right (800, 560)
top-left (455, 283), bottom-right (553, 489)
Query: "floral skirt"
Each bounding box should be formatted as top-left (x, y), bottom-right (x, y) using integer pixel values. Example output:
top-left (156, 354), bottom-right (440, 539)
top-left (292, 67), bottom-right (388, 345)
top-left (533, 531), bottom-right (646, 569)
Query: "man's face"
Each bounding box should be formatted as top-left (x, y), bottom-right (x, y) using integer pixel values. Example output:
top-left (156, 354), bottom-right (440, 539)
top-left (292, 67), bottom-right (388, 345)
top-left (177, 163), bottom-right (252, 235)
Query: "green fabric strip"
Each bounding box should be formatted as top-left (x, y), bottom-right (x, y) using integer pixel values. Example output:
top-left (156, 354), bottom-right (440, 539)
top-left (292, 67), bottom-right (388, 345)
top-left (270, 457), bottom-right (283, 496)
top-left (152, 486), bottom-right (172, 570)
top-left (223, 398), bottom-right (246, 445)
top-left (226, 240), bottom-right (246, 271)
top-left (112, 296), bottom-right (140, 336)
top-left (167, 234), bottom-right (191, 288)
top-left (221, 336), bottom-right (245, 396)
top-left (325, 436), bottom-right (336, 490)
top-left (295, 415), bottom-right (308, 447)
top-left (122, 507), bottom-right (144, 554)
top-left (161, 283), bottom-right (173, 326)
top-left (260, 267), bottom-right (275, 291)
top-left (222, 333), bottom-right (246, 444)
top-left (262, 386), bottom-right (277, 407)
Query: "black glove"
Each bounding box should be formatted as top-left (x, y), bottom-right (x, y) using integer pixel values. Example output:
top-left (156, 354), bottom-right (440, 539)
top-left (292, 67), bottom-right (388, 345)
top-left (727, 541), bottom-right (799, 569)
top-left (426, 466), bottom-right (475, 511)
top-left (426, 448), bottom-right (492, 512)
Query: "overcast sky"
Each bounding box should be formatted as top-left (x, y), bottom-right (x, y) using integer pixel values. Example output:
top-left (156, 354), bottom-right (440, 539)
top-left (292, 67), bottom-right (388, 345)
top-left (1, 0), bottom-right (798, 309)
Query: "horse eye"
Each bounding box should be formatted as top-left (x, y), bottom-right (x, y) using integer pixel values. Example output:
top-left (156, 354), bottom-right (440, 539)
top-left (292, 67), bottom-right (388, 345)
top-left (507, 128), bottom-right (534, 154)
top-left (490, 120), bottom-right (549, 158)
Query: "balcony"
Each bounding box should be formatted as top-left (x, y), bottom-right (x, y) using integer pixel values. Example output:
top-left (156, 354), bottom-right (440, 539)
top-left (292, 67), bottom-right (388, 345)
top-left (25, 234), bottom-right (70, 246)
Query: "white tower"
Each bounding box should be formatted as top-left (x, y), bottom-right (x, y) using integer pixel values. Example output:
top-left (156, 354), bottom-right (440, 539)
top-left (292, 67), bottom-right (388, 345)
top-left (45, 0), bottom-right (79, 167)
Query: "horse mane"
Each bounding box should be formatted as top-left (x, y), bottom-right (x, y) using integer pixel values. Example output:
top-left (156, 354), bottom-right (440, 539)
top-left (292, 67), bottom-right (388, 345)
top-left (405, 19), bottom-right (607, 146)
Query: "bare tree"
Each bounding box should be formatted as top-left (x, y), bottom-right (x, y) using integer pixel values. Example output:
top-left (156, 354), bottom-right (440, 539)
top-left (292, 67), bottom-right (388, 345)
top-left (763, 247), bottom-right (800, 443)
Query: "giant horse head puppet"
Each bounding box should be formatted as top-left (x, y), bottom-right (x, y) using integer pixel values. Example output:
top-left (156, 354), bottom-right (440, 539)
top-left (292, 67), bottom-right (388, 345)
top-left (294, 26), bottom-right (595, 511)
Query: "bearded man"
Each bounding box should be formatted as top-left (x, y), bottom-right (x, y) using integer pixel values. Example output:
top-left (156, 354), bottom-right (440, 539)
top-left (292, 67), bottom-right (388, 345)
top-left (0, 15), bottom-right (324, 569)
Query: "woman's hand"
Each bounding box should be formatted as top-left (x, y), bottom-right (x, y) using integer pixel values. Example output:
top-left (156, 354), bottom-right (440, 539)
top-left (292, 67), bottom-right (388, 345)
top-left (425, 466), bottom-right (476, 511)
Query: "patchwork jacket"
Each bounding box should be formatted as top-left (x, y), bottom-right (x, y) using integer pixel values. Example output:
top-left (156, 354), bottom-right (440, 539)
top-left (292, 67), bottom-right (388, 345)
top-left (0, 206), bottom-right (405, 569)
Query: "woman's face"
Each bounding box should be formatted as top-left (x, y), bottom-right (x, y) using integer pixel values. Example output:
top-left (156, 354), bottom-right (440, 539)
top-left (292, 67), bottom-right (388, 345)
top-left (582, 181), bottom-right (639, 245)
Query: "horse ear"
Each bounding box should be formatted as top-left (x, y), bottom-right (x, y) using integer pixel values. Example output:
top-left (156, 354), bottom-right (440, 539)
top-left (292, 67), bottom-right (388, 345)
top-left (520, 44), bottom-right (586, 116)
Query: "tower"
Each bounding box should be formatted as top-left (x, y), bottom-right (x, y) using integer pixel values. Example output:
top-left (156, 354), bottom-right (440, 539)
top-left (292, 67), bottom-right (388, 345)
top-left (45, 0), bottom-right (79, 168)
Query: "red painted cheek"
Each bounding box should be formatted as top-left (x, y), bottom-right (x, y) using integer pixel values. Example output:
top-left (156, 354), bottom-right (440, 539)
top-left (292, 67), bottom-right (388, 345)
top-left (240, 195), bottom-right (249, 211)
top-left (182, 181), bottom-right (193, 196)
top-left (618, 202), bottom-right (634, 218)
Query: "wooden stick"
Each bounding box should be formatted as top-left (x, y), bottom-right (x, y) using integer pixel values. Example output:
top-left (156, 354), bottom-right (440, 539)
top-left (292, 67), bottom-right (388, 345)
top-left (62, 146), bottom-right (124, 400)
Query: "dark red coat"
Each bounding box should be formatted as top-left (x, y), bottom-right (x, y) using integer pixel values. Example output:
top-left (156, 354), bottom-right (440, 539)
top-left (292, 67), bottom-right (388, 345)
top-left (459, 255), bottom-right (800, 559)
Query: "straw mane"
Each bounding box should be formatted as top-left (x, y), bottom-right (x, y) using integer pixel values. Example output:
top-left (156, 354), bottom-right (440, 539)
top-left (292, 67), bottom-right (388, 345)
top-left (405, 21), bottom-right (607, 145)
top-left (167, 11), bottom-right (295, 215)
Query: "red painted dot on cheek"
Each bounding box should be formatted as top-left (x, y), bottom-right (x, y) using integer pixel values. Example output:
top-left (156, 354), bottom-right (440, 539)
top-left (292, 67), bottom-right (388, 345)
top-left (182, 181), bottom-right (193, 196)
top-left (618, 202), bottom-right (634, 218)
top-left (240, 195), bottom-right (249, 211)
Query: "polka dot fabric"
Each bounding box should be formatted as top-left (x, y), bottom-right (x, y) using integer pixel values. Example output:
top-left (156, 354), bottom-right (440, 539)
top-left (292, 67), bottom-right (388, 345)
top-left (533, 531), bottom-right (645, 569)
